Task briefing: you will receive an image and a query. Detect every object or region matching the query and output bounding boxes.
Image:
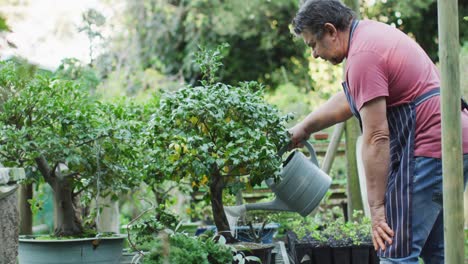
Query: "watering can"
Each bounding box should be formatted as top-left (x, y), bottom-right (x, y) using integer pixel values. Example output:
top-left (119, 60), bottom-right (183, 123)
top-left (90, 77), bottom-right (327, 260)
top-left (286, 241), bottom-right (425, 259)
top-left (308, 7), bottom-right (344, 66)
top-left (225, 140), bottom-right (331, 217)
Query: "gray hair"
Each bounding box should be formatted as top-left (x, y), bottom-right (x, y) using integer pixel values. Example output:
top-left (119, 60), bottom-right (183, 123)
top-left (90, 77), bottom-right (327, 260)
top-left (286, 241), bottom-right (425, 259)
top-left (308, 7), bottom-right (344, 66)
top-left (292, 0), bottom-right (355, 39)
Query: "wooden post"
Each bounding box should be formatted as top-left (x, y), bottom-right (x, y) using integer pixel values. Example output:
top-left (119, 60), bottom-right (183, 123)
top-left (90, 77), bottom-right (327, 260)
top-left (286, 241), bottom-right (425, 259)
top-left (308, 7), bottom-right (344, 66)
top-left (343, 0), bottom-right (364, 219)
top-left (321, 122), bottom-right (344, 174)
top-left (344, 119), bottom-right (364, 218)
top-left (438, 0), bottom-right (464, 263)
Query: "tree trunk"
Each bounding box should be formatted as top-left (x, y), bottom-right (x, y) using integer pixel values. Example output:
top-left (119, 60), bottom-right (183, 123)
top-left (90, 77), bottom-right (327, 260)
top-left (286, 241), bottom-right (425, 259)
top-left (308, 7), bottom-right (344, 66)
top-left (52, 178), bottom-right (82, 236)
top-left (209, 171), bottom-right (237, 243)
top-left (18, 183), bottom-right (33, 235)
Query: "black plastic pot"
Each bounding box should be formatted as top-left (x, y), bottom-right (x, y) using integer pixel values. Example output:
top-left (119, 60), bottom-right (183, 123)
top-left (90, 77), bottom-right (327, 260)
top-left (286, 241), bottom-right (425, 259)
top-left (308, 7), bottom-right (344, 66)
top-left (287, 232), bottom-right (379, 264)
top-left (368, 246), bottom-right (380, 264)
top-left (310, 245), bottom-right (332, 264)
top-left (332, 246), bottom-right (351, 264)
top-left (351, 245), bottom-right (370, 264)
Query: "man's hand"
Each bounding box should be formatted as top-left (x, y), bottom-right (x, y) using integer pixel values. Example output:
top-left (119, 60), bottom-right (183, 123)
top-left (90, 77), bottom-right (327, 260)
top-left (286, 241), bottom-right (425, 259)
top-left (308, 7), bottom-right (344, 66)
top-left (370, 203), bottom-right (394, 251)
top-left (288, 122), bottom-right (310, 149)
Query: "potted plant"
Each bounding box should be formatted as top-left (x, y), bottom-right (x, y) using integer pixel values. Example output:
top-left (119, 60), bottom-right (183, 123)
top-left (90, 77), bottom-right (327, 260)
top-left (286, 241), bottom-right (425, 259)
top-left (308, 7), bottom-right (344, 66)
top-left (0, 60), bottom-right (143, 263)
top-left (195, 208), bottom-right (281, 244)
top-left (287, 210), bottom-right (378, 264)
top-left (147, 44), bottom-right (292, 259)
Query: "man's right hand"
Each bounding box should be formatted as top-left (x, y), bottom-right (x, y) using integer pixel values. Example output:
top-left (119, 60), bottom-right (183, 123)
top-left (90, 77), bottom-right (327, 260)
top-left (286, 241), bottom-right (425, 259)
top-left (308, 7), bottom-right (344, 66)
top-left (288, 122), bottom-right (310, 149)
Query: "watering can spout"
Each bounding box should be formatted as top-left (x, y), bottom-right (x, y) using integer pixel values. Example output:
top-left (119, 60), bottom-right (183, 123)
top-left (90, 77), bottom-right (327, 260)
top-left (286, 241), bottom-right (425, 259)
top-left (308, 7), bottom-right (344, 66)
top-left (244, 199), bottom-right (291, 213)
top-left (224, 199), bottom-right (291, 218)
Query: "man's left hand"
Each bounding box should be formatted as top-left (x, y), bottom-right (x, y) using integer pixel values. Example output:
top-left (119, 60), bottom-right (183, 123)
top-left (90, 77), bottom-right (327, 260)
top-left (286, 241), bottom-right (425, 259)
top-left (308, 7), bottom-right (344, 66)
top-left (370, 203), bottom-right (394, 251)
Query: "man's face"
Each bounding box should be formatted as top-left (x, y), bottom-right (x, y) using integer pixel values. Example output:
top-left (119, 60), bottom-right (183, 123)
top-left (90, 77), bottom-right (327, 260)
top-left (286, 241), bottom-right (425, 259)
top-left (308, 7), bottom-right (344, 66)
top-left (301, 25), bottom-right (345, 65)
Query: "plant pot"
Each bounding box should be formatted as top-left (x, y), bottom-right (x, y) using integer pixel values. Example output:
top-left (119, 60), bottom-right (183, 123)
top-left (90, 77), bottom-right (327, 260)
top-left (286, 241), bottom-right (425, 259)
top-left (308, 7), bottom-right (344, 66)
top-left (235, 223), bottom-right (279, 244)
top-left (18, 234), bottom-right (126, 264)
top-left (292, 243), bottom-right (333, 264)
top-left (292, 243), bottom-right (379, 264)
top-left (233, 242), bottom-right (275, 264)
top-left (368, 246), bottom-right (380, 264)
top-left (196, 224), bottom-right (279, 244)
top-left (287, 232), bottom-right (378, 264)
top-left (351, 245), bottom-right (371, 264)
top-left (311, 245), bottom-right (332, 264)
top-left (291, 243), bottom-right (312, 264)
top-left (331, 246), bottom-right (351, 264)
top-left (313, 132), bottom-right (329, 141)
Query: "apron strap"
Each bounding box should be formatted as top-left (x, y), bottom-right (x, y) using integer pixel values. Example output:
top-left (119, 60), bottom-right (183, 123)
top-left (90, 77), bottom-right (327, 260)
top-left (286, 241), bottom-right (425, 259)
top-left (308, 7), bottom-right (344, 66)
top-left (414, 88), bottom-right (440, 106)
top-left (414, 87), bottom-right (468, 111)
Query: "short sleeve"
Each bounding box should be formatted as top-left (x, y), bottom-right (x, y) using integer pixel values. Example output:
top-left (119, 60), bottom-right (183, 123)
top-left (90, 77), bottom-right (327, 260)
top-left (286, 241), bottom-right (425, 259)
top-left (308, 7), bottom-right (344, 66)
top-left (346, 51), bottom-right (389, 110)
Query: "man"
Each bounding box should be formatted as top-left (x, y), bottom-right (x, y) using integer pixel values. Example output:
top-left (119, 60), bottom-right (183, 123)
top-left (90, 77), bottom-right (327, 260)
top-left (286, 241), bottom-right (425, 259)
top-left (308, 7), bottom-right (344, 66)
top-left (289, 0), bottom-right (468, 263)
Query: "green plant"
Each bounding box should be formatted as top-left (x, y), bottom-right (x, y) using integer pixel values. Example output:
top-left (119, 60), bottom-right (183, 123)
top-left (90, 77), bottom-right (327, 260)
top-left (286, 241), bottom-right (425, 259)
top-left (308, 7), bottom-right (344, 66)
top-left (147, 44), bottom-right (293, 242)
top-left (321, 216), bottom-right (353, 247)
top-left (0, 60), bottom-right (143, 236)
top-left (136, 231), bottom-right (234, 264)
top-left (54, 58), bottom-right (101, 91)
top-left (199, 235), bottom-right (235, 264)
top-left (348, 210), bottom-right (372, 246)
top-left (295, 209), bottom-right (372, 247)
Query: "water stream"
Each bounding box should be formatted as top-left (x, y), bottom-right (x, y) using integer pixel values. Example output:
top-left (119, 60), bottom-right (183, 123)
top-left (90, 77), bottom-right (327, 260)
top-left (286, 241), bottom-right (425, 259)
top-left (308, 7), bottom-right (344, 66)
top-left (224, 205), bottom-right (247, 236)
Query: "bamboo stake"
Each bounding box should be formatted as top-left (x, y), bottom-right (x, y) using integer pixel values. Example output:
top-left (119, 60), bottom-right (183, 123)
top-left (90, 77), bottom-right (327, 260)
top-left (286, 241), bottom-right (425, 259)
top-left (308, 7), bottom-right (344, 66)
top-left (438, 0), bottom-right (464, 263)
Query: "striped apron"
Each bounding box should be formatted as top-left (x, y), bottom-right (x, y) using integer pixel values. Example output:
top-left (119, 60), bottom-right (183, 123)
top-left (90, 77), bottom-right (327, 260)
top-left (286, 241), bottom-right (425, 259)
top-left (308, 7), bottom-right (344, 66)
top-left (343, 83), bottom-right (439, 258)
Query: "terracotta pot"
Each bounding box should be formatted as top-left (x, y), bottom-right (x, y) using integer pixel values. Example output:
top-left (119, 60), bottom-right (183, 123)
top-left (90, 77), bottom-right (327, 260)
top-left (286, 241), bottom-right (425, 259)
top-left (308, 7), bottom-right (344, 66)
top-left (313, 133), bottom-right (329, 141)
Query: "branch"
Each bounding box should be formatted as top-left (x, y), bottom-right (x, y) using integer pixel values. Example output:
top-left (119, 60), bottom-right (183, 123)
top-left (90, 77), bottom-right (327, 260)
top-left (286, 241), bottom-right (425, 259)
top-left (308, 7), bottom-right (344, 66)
top-left (127, 198), bottom-right (156, 257)
top-left (74, 134), bottom-right (109, 148)
top-left (34, 155), bottom-right (54, 184)
top-left (63, 172), bottom-right (80, 178)
top-left (202, 120), bottom-right (217, 146)
top-left (73, 187), bottom-right (86, 198)
top-left (155, 184), bottom-right (178, 198)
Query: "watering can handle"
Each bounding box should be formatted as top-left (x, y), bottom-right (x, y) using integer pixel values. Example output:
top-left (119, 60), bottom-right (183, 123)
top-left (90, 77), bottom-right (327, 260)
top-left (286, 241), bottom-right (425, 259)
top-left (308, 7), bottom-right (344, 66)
top-left (278, 140), bottom-right (319, 166)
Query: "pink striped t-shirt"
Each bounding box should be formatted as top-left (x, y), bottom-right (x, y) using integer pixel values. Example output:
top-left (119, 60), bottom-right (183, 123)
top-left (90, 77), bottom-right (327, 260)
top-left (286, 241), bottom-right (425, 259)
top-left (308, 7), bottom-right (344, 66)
top-left (345, 20), bottom-right (468, 158)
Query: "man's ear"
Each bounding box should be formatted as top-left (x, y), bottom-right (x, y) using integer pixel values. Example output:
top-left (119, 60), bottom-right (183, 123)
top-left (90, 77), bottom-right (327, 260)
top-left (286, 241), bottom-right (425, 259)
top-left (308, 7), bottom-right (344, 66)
top-left (323, 23), bottom-right (338, 38)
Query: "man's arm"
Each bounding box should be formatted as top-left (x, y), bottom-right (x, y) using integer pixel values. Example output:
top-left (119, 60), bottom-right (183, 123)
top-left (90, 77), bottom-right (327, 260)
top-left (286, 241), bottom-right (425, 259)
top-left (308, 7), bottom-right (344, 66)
top-left (290, 91), bottom-right (352, 145)
top-left (359, 96), bottom-right (394, 251)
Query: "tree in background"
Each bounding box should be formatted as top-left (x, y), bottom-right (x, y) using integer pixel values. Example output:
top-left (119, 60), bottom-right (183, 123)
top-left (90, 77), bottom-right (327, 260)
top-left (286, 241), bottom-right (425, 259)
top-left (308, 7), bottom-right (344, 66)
top-left (0, 15), bottom-right (16, 50)
top-left (96, 0), bottom-right (309, 94)
top-left (363, 0), bottom-right (468, 62)
top-left (78, 8), bottom-right (106, 67)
